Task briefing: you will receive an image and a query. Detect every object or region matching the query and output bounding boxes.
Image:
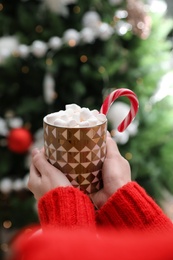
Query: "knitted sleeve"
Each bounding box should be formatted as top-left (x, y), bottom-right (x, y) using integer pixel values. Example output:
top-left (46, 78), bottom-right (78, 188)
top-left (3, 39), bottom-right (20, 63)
top-left (38, 186), bottom-right (95, 230)
top-left (96, 181), bottom-right (173, 232)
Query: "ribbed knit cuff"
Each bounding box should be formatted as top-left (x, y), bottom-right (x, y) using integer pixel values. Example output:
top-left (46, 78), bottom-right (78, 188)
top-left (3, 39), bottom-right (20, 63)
top-left (38, 186), bottom-right (95, 230)
top-left (96, 181), bottom-right (173, 232)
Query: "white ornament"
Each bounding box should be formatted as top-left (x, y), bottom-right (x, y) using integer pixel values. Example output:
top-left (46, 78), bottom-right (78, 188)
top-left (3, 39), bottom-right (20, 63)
top-left (0, 48), bottom-right (11, 64)
top-left (107, 101), bottom-right (138, 144)
top-left (80, 27), bottom-right (96, 43)
top-left (0, 117), bottom-right (8, 136)
top-left (115, 10), bottom-right (128, 19)
top-left (43, 72), bottom-right (56, 104)
top-left (98, 23), bottom-right (114, 41)
top-left (115, 21), bottom-right (132, 35)
top-left (113, 130), bottom-right (129, 145)
top-left (107, 101), bottom-right (130, 129)
top-left (127, 121), bottom-right (139, 136)
top-left (43, 0), bottom-right (75, 16)
top-left (0, 36), bottom-right (19, 64)
top-left (0, 178), bottom-right (13, 193)
top-left (13, 179), bottom-right (24, 191)
top-left (31, 40), bottom-right (47, 58)
top-left (150, 71), bottom-right (173, 104)
top-left (82, 11), bottom-right (101, 29)
top-left (149, 0), bottom-right (167, 15)
top-left (18, 44), bottom-right (30, 58)
top-left (63, 29), bottom-right (80, 46)
top-left (48, 36), bottom-right (62, 50)
top-left (23, 174), bottom-right (29, 189)
top-left (8, 117), bottom-right (23, 129)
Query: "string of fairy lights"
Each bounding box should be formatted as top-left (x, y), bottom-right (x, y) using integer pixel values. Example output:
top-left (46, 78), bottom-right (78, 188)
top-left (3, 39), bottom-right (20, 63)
top-left (0, 9), bottom-right (132, 64)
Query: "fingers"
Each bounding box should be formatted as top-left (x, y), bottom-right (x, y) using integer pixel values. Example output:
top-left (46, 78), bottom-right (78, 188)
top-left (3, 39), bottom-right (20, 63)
top-left (31, 147), bottom-right (40, 157)
top-left (31, 147), bottom-right (70, 182)
top-left (106, 132), bottom-right (121, 159)
top-left (31, 148), bottom-right (54, 177)
top-left (28, 163), bottom-right (40, 191)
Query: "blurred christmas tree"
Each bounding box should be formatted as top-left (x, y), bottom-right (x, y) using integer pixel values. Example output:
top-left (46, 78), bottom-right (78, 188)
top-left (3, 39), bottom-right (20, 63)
top-left (0, 0), bottom-right (173, 241)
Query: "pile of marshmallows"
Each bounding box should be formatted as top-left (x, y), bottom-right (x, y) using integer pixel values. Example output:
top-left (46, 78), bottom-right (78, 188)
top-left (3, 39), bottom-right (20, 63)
top-left (45, 104), bottom-right (107, 128)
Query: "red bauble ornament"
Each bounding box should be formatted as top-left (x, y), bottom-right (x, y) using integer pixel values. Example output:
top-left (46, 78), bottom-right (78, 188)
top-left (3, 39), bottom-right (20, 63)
top-left (7, 128), bottom-right (33, 154)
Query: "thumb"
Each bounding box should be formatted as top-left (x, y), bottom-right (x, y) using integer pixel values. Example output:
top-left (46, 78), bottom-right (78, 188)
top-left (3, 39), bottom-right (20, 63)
top-left (106, 135), bottom-right (121, 159)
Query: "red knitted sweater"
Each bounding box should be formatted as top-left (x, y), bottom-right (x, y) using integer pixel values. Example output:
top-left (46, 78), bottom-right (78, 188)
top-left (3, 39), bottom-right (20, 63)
top-left (38, 181), bottom-right (173, 232)
top-left (10, 181), bottom-right (173, 260)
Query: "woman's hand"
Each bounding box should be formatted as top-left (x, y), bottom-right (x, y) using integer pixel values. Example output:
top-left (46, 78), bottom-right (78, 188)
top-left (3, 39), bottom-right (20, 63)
top-left (28, 148), bottom-right (71, 200)
top-left (90, 132), bottom-right (131, 209)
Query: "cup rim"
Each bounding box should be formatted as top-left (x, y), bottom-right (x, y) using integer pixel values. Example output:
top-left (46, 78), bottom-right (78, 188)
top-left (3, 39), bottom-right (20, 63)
top-left (43, 113), bottom-right (107, 129)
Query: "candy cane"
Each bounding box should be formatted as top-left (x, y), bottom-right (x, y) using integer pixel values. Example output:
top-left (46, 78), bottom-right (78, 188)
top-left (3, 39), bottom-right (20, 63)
top-left (100, 88), bottom-right (139, 132)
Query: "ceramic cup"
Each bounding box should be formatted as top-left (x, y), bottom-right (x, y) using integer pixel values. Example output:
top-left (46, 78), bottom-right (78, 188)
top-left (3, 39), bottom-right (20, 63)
top-left (43, 113), bottom-right (107, 194)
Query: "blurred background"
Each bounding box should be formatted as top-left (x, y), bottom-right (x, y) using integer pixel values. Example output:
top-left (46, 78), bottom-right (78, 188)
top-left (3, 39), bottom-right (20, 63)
top-left (0, 0), bottom-right (173, 257)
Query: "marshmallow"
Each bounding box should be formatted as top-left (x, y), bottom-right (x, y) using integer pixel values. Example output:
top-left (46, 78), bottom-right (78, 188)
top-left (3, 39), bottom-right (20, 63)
top-left (65, 104), bottom-right (81, 112)
top-left (73, 112), bottom-right (80, 124)
top-left (96, 113), bottom-right (107, 122)
top-left (80, 108), bottom-right (93, 121)
top-left (91, 109), bottom-right (99, 116)
top-left (54, 118), bottom-right (67, 127)
top-left (87, 117), bottom-right (98, 126)
top-left (65, 108), bottom-right (74, 117)
top-left (60, 114), bottom-right (69, 122)
top-left (68, 119), bottom-right (78, 127)
top-left (45, 112), bottom-right (61, 124)
top-left (46, 104), bottom-right (107, 128)
top-left (79, 121), bottom-right (90, 127)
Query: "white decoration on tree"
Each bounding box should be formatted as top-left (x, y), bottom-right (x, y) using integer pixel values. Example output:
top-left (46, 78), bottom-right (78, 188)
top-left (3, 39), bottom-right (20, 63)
top-left (63, 29), bottom-right (80, 46)
top-left (82, 11), bottom-right (101, 29)
top-left (31, 40), bottom-right (47, 58)
top-left (115, 10), bottom-right (128, 19)
top-left (0, 36), bottom-right (19, 64)
top-left (149, 0), bottom-right (167, 14)
top-left (43, 72), bottom-right (56, 104)
top-left (98, 23), bottom-right (114, 40)
top-left (17, 44), bottom-right (30, 58)
top-left (80, 27), bottom-right (96, 43)
top-left (114, 131), bottom-right (129, 144)
top-left (43, 0), bottom-right (77, 16)
top-left (0, 178), bottom-right (13, 193)
top-left (150, 71), bottom-right (173, 103)
top-left (107, 101), bottom-right (138, 144)
top-left (0, 175), bottom-right (30, 194)
top-left (23, 174), bottom-right (29, 189)
top-left (8, 117), bottom-right (23, 129)
top-left (0, 3), bottom-right (144, 62)
top-left (48, 36), bottom-right (62, 50)
top-left (0, 117), bottom-right (8, 136)
top-left (127, 120), bottom-right (139, 136)
top-left (115, 21), bottom-right (132, 35)
top-left (13, 179), bottom-right (24, 191)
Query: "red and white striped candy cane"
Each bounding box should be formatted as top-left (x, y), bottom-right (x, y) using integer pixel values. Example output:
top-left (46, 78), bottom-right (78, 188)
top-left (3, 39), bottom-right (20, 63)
top-left (100, 88), bottom-right (139, 132)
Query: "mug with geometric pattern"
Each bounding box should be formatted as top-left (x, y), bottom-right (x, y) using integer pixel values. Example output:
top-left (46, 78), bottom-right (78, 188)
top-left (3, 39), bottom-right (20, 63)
top-left (43, 115), bottom-right (107, 194)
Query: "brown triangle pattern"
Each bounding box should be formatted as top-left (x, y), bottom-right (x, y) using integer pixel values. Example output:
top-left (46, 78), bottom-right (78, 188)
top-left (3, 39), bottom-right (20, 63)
top-left (44, 121), bottom-right (107, 194)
